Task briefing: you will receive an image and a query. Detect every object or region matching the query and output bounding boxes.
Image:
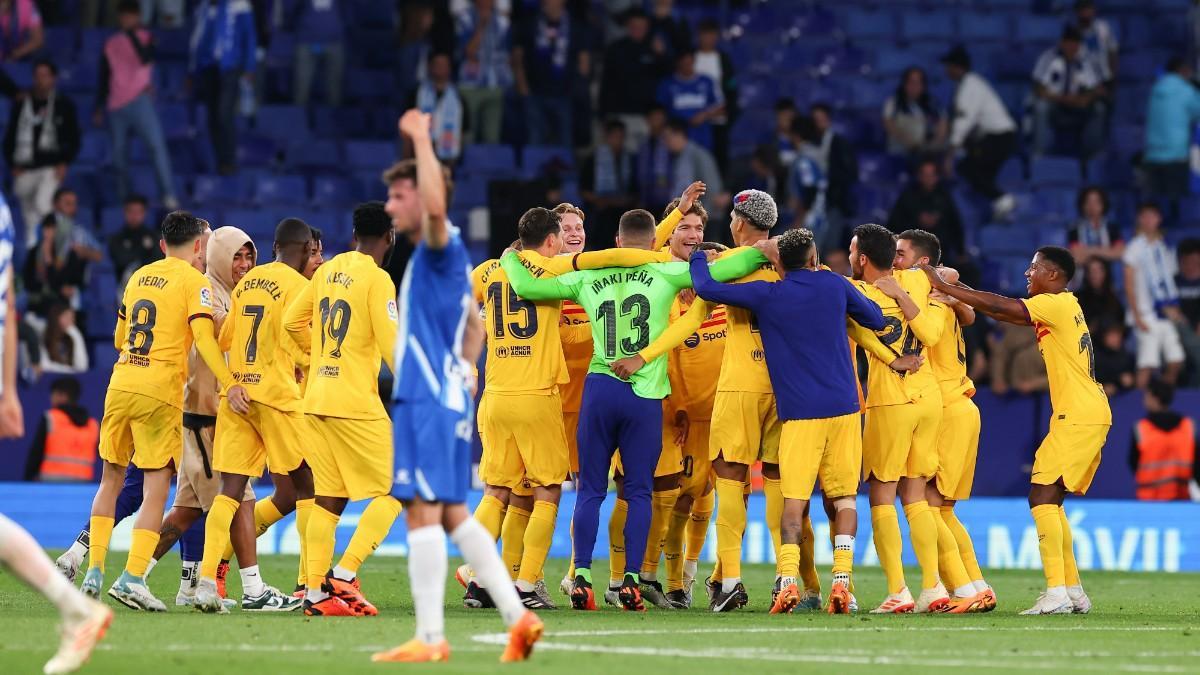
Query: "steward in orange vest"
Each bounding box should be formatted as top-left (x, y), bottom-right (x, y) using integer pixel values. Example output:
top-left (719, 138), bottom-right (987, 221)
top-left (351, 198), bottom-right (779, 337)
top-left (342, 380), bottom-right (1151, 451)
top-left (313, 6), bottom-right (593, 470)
top-left (23, 377), bottom-right (99, 482)
top-left (1130, 381), bottom-right (1197, 502)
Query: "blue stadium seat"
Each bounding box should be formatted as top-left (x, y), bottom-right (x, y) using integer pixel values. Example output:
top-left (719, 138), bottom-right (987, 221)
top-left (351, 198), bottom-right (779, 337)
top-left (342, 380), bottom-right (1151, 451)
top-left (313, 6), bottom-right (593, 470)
top-left (236, 135), bottom-right (279, 168)
top-left (255, 105), bottom-right (310, 142)
top-left (1038, 223), bottom-right (1069, 248)
top-left (958, 12), bottom-right (1009, 43)
top-left (344, 140), bottom-right (398, 170)
top-left (80, 28), bottom-right (107, 60)
top-left (155, 28), bottom-right (191, 60)
top-left (1029, 156), bottom-right (1082, 187)
top-left (978, 225), bottom-right (1039, 255)
top-left (193, 174), bottom-right (251, 205)
top-left (1033, 188), bottom-right (1076, 219)
top-left (462, 144), bottom-right (517, 174)
top-left (843, 9), bottom-right (893, 41)
top-left (158, 103), bottom-right (192, 139)
top-left (287, 139), bottom-right (343, 171)
top-left (254, 175), bottom-right (308, 206)
top-left (44, 26), bottom-right (77, 64)
top-left (900, 12), bottom-right (954, 41)
top-left (99, 206), bottom-right (124, 234)
top-left (311, 176), bottom-right (358, 207)
top-left (222, 209), bottom-right (278, 240)
top-left (7, 61), bottom-right (31, 89)
top-left (1019, 16), bottom-right (1064, 44)
top-left (76, 133), bottom-right (109, 167)
top-left (452, 173), bottom-right (490, 210)
top-left (522, 145), bottom-right (574, 177)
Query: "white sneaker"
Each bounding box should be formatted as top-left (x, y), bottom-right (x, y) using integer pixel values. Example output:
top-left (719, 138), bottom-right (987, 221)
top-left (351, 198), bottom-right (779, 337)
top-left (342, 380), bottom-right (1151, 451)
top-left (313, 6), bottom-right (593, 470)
top-left (55, 552), bottom-right (82, 584)
top-left (848, 592), bottom-right (859, 613)
top-left (603, 586), bottom-right (621, 608)
top-left (455, 564), bottom-right (473, 590)
top-left (43, 600), bottom-right (112, 674)
top-left (1067, 585), bottom-right (1091, 614)
top-left (915, 582), bottom-right (950, 613)
top-left (175, 588), bottom-right (196, 607)
top-left (870, 586), bottom-right (915, 614)
top-left (1019, 587), bottom-right (1072, 615)
top-left (107, 572), bottom-right (167, 612)
top-left (559, 574), bottom-right (574, 597)
top-left (991, 193), bottom-right (1015, 221)
top-left (193, 579), bottom-right (228, 614)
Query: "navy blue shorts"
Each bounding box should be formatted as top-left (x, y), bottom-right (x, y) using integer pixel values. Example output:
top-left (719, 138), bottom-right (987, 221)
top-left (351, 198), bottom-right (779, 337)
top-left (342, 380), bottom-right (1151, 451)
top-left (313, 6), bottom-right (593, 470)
top-left (391, 400), bottom-right (473, 504)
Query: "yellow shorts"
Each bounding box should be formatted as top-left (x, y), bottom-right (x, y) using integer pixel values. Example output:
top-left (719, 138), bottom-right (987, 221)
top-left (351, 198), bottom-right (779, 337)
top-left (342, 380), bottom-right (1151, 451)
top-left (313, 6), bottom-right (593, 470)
top-left (779, 413), bottom-right (862, 500)
top-left (98, 390), bottom-right (182, 470)
top-left (935, 396), bottom-right (982, 501)
top-left (680, 420), bottom-right (713, 499)
top-left (563, 411), bottom-right (580, 474)
top-left (1032, 421), bottom-right (1109, 495)
top-left (709, 391), bottom-right (781, 466)
top-left (306, 414), bottom-right (393, 501)
top-left (175, 422), bottom-right (254, 509)
top-left (213, 400), bottom-right (306, 477)
top-left (862, 390), bottom-right (942, 482)
top-left (477, 391), bottom-right (569, 490)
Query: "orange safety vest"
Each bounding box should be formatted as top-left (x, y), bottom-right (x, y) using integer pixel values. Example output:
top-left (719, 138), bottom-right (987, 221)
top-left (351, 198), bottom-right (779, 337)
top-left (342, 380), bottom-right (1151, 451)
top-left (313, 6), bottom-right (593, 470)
top-left (1135, 417), bottom-right (1195, 501)
top-left (38, 409), bottom-right (99, 481)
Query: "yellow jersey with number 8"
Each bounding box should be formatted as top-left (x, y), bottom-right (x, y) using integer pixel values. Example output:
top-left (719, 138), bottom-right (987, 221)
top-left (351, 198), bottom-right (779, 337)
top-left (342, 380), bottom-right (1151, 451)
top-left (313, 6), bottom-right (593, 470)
top-left (110, 257), bottom-right (215, 409)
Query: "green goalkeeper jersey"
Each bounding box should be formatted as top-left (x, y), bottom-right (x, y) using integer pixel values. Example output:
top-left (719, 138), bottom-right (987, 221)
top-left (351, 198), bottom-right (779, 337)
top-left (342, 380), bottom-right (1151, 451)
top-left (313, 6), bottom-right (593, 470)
top-left (500, 250), bottom-right (760, 399)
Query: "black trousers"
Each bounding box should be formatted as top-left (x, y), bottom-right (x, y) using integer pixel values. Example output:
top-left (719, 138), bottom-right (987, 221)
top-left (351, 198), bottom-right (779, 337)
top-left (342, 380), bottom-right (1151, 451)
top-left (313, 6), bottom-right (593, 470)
top-left (197, 67), bottom-right (241, 170)
top-left (960, 131), bottom-right (1017, 200)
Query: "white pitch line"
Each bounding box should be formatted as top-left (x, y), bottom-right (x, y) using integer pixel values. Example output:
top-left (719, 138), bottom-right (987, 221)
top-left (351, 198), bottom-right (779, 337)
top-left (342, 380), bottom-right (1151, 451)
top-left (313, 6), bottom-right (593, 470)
top-left (518, 625), bottom-right (1189, 638)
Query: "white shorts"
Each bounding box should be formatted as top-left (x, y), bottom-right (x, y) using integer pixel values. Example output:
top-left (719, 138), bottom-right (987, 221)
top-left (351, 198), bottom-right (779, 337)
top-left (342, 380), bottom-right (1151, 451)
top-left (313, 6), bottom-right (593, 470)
top-left (1135, 317), bottom-right (1185, 369)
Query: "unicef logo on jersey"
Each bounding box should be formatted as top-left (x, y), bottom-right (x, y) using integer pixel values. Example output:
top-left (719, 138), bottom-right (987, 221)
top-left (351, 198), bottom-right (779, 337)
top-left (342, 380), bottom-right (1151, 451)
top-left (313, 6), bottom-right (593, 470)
top-left (684, 333), bottom-right (701, 349)
top-left (752, 349), bottom-right (765, 362)
top-left (495, 346), bottom-right (509, 358)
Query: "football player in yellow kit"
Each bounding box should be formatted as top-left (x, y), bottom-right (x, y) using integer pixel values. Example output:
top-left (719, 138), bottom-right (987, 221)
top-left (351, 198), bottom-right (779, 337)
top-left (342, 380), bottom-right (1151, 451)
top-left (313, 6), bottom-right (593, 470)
top-left (895, 230), bottom-right (994, 612)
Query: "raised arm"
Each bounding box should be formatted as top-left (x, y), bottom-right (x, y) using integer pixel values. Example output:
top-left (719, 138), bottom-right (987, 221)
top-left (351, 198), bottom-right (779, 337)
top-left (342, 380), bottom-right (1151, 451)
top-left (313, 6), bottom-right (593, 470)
top-left (283, 279), bottom-right (316, 353)
top-left (501, 251), bottom-right (578, 301)
top-left (689, 251), bottom-right (773, 306)
top-left (653, 181), bottom-right (706, 249)
top-left (918, 263), bottom-right (1030, 325)
top-left (399, 110), bottom-right (449, 250)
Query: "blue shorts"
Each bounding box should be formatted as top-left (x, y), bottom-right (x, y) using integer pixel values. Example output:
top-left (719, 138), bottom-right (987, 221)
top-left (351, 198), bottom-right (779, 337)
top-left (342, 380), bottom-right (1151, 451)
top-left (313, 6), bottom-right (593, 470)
top-left (391, 400), bottom-right (473, 504)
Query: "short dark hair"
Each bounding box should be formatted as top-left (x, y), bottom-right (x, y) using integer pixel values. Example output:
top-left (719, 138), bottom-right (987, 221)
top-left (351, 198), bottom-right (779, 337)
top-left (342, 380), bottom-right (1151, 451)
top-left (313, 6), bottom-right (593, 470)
top-left (604, 118), bottom-right (626, 134)
top-left (1137, 201), bottom-right (1162, 216)
top-left (1076, 186), bottom-right (1109, 216)
top-left (1167, 55), bottom-right (1188, 73)
top-left (517, 207), bottom-right (561, 249)
top-left (381, 159), bottom-right (455, 206)
top-left (790, 114), bottom-right (819, 144)
top-left (852, 223), bottom-right (898, 270)
top-left (33, 58), bottom-right (56, 76)
top-left (811, 102), bottom-right (832, 117)
top-left (1179, 237), bottom-right (1200, 257)
top-left (899, 229), bottom-right (942, 266)
top-left (662, 197), bottom-right (708, 225)
top-left (675, 49), bottom-right (696, 64)
top-left (665, 117), bottom-right (689, 136)
top-left (117, 0), bottom-right (141, 15)
top-left (777, 228), bottom-right (815, 271)
top-left (697, 18), bottom-right (720, 33)
top-left (647, 103), bottom-right (667, 116)
top-left (309, 226), bottom-right (323, 243)
top-left (160, 210), bottom-right (207, 246)
top-left (1061, 25), bottom-right (1083, 42)
top-left (774, 98), bottom-right (796, 112)
top-left (124, 194), bottom-right (148, 208)
top-left (1147, 378), bottom-right (1176, 407)
top-left (50, 376), bottom-right (81, 403)
top-left (52, 187), bottom-right (74, 203)
top-left (275, 217), bottom-right (313, 246)
top-left (1036, 245), bottom-right (1077, 280)
top-left (352, 201), bottom-right (391, 239)
top-left (618, 209), bottom-right (656, 240)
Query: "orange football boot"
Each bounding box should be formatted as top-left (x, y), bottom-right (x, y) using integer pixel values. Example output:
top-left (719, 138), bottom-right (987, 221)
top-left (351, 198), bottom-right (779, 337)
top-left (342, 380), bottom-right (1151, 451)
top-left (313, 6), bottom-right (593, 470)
top-left (827, 582), bottom-right (852, 615)
top-left (769, 582), bottom-right (800, 614)
top-left (940, 592), bottom-right (988, 614)
top-left (303, 595), bottom-right (357, 616)
top-left (215, 560), bottom-right (230, 599)
top-left (372, 639), bottom-right (451, 663)
top-left (500, 611), bottom-right (544, 662)
top-left (324, 573), bottom-right (377, 616)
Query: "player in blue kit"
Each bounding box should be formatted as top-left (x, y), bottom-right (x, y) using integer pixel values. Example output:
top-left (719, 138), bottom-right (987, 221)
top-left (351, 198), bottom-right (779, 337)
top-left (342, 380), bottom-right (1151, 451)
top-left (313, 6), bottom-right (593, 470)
top-left (372, 110), bottom-right (542, 664)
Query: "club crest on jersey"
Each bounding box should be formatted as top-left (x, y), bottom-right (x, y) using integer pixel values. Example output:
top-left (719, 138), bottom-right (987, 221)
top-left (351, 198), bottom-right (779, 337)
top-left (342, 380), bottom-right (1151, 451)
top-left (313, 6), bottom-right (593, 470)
top-left (752, 349), bottom-right (765, 362)
top-left (199, 287), bottom-right (213, 308)
top-left (387, 299), bottom-right (398, 322)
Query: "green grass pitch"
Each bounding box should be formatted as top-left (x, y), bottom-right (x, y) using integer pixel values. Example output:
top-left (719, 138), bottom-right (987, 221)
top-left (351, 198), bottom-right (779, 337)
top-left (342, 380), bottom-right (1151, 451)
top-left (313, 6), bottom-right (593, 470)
top-left (1, 553), bottom-right (1197, 674)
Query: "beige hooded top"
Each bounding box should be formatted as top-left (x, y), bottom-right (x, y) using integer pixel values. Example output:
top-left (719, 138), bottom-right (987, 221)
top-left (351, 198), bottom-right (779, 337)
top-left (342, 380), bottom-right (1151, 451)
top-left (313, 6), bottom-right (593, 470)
top-left (184, 226), bottom-right (256, 416)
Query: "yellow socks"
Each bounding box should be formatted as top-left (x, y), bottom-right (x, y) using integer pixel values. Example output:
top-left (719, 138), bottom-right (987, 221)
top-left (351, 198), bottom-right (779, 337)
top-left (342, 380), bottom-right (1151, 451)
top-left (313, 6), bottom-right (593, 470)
top-left (763, 478), bottom-right (783, 574)
top-left (902, 500), bottom-right (941, 591)
top-left (338, 495), bottom-right (401, 575)
top-left (799, 516), bottom-right (820, 593)
top-left (501, 505), bottom-right (531, 580)
top-left (223, 496), bottom-right (286, 561)
top-left (686, 491), bottom-right (714, 563)
top-left (930, 506), bottom-right (973, 594)
top-left (871, 504), bottom-right (905, 594)
top-left (778, 543), bottom-right (800, 580)
top-left (1058, 506), bottom-right (1080, 587)
top-left (201, 495), bottom-right (240, 580)
top-left (126, 528), bottom-right (160, 577)
top-left (832, 533), bottom-right (854, 583)
top-left (517, 501), bottom-right (557, 585)
top-left (940, 506), bottom-right (984, 583)
top-left (715, 478), bottom-right (746, 581)
top-left (306, 505), bottom-right (340, 590)
top-left (1031, 504), bottom-right (1065, 587)
top-left (641, 488), bottom-right (679, 576)
top-left (88, 515), bottom-right (114, 573)
top-left (663, 508), bottom-right (690, 592)
top-left (295, 498), bottom-right (314, 588)
top-left (608, 499), bottom-right (628, 585)
top-left (474, 494), bottom-right (507, 540)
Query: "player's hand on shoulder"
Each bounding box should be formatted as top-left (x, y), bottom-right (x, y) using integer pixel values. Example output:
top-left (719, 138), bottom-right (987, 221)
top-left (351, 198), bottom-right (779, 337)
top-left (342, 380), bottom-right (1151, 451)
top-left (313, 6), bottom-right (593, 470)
top-left (227, 385), bottom-right (252, 414)
top-left (873, 275), bottom-right (907, 299)
top-left (888, 353), bottom-right (924, 373)
top-left (917, 263), bottom-right (947, 289)
top-left (753, 238), bottom-right (781, 270)
top-left (610, 355), bottom-right (647, 380)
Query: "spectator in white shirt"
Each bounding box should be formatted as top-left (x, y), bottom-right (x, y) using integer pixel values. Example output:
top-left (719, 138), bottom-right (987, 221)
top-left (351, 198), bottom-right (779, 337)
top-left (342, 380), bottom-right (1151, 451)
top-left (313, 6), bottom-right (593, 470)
top-left (1031, 26), bottom-right (1108, 159)
top-left (1124, 203), bottom-right (1185, 388)
top-left (1072, 0), bottom-right (1118, 85)
top-left (940, 45), bottom-right (1017, 221)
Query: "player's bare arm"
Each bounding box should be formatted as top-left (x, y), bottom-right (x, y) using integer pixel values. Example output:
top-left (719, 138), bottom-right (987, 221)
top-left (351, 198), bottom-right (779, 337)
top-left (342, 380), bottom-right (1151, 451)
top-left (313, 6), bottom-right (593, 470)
top-left (399, 109), bottom-right (449, 251)
top-left (0, 276), bottom-right (21, 438)
top-left (918, 263), bottom-right (1029, 325)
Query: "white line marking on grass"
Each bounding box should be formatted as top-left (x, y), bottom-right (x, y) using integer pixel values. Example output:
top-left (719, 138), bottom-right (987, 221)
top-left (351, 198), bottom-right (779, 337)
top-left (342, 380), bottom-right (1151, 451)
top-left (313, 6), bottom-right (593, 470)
top-left (520, 625), bottom-right (1188, 638)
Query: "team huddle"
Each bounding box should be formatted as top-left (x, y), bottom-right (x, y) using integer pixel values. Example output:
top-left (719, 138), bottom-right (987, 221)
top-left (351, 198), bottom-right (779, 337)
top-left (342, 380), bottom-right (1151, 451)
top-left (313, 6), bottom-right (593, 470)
top-left (34, 107), bottom-right (1111, 669)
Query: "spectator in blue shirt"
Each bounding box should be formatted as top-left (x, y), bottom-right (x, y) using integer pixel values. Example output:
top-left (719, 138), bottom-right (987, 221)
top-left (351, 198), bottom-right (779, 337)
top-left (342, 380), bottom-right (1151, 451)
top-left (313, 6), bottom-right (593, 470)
top-left (657, 50), bottom-right (723, 152)
top-left (455, 0), bottom-right (511, 145)
top-left (1143, 56), bottom-right (1200, 210)
top-left (288, 0), bottom-right (346, 107)
top-left (189, 0), bottom-right (257, 175)
top-left (511, 0), bottom-right (590, 147)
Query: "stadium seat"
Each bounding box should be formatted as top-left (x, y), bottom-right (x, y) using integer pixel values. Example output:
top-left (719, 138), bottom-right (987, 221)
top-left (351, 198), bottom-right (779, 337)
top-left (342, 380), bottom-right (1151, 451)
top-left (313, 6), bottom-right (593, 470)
top-left (223, 208), bottom-right (279, 240)
top-left (76, 134), bottom-right (110, 167)
top-left (193, 174), bottom-right (251, 205)
top-left (235, 135), bottom-right (279, 168)
top-left (1029, 156), bottom-right (1082, 188)
top-left (345, 140), bottom-right (398, 170)
top-left (958, 12), bottom-right (1009, 43)
top-left (522, 145), bottom-right (574, 177)
top-left (254, 175), bottom-right (308, 206)
top-left (254, 105), bottom-right (310, 141)
top-left (900, 12), bottom-right (954, 41)
top-left (463, 144), bottom-right (517, 174)
top-left (158, 102), bottom-right (193, 139)
top-left (287, 139), bottom-right (343, 171)
top-left (311, 176), bottom-right (358, 207)
top-left (155, 28), bottom-right (191, 60)
top-left (452, 173), bottom-right (490, 210)
top-left (843, 9), bottom-right (893, 41)
top-left (99, 206), bottom-right (124, 234)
